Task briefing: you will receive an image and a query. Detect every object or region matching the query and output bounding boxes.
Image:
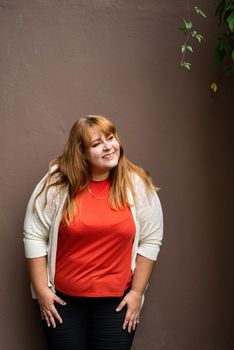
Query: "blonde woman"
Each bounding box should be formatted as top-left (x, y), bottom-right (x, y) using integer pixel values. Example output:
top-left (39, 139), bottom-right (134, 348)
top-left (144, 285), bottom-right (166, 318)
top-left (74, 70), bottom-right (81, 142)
top-left (23, 115), bottom-right (163, 350)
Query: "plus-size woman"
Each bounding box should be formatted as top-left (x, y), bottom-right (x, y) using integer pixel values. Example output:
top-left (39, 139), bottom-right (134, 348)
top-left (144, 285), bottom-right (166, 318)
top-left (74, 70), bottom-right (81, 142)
top-left (23, 115), bottom-right (163, 350)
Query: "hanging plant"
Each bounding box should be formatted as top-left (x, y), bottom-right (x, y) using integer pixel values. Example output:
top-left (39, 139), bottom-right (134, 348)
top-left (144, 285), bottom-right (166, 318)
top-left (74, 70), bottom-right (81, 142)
top-left (215, 0), bottom-right (234, 74)
top-left (179, 1), bottom-right (207, 70)
top-left (179, 1), bottom-right (234, 92)
top-left (179, 1), bottom-right (234, 72)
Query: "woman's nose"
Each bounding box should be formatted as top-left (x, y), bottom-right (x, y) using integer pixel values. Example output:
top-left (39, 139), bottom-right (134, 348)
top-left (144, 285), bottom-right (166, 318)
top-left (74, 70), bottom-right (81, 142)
top-left (103, 140), bottom-right (111, 149)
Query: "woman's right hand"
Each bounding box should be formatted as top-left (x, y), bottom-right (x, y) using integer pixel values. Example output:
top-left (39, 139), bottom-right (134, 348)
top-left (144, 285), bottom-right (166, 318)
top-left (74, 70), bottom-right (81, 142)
top-left (37, 287), bottom-right (66, 328)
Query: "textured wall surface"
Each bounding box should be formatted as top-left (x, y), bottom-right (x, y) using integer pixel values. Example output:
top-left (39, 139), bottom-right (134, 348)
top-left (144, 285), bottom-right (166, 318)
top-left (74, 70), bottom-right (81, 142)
top-left (0, 1), bottom-right (233, 349)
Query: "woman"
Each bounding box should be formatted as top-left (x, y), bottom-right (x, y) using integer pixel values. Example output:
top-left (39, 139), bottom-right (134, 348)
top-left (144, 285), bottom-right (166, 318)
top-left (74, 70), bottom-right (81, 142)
top-left (23, 115), bottom-right (163, 350)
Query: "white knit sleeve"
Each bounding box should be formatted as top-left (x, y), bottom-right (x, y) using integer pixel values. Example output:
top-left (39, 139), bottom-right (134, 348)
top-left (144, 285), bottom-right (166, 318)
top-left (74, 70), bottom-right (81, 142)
top-left (135, 177), bottom-right (163, 261)
top-left (23, 174), bottom-right (59, 258)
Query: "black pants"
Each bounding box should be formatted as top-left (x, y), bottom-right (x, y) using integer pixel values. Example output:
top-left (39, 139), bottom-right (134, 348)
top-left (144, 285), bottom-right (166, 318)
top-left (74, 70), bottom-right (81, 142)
top-left (43, 289), bottom-right (136, 350)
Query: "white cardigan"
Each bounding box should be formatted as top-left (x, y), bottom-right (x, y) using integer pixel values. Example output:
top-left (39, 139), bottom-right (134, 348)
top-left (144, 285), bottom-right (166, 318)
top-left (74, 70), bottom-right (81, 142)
top-left (23, 169), bottom-right (163, 298)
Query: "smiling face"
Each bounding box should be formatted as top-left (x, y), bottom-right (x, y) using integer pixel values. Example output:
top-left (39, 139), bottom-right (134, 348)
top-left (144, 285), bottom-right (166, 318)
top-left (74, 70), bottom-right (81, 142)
top-left (85, 127), bottom-right (120, 180)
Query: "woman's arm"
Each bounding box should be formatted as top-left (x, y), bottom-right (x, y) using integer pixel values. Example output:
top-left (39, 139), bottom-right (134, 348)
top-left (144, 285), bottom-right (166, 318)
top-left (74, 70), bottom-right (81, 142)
top-left (116, 254), bottom-right (155, 333)
top-left (23, 173), bottom-right (66, 327)
top-left (27, 256), bottom-right (66, 328)
top-left (131, 254), bottom-right (155, 296)
top-left (116, 182), bottom-right (163, 333)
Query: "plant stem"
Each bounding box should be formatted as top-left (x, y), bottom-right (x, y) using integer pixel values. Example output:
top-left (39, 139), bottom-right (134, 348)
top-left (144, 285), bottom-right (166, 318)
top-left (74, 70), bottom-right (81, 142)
top-left (181, 0), bottom-right (191, 65)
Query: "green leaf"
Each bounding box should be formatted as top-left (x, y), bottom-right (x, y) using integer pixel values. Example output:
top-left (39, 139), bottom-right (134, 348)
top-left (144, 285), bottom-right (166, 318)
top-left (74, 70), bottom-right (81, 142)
top-left (186, 45), bottom-right (193, 52)
top-left (211, 82), bottom-right (218, 92)
top-left (225, 3), bottom-right (234, 11)
top-left (219, 2), bottom-right (234, 24)
top-left (227, 12), bottom-right (234, 31)
top-left (184, 63), bottom-right (191, 70)
top-left (183, 19), bottom-right (193, 30)
top-left (181, 62), bottom-right (192, 70)
top-left (181, 44), bottom-right (193, 53)
top-left (194, 33), bottom-right (205, 43)
top-left (192, 30), bottom-right (205, 43)
top-left (194, 6), bottom-right (207, 18)
top-left (215, 0), bottom-right (225, 17)
top-left (215, 0), bottom-right (226, 24)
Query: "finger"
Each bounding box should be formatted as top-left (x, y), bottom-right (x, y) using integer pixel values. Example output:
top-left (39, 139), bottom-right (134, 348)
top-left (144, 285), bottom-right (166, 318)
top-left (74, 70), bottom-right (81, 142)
top-left (54, 295), bottom-right (66, 306)
top-left (123, 317), bottom-right (130, 330)
top-left (44, 313), bottom-right (51, 327)
top-left (123, 310), bottom-right (131, 330)
top-left (132, 319), bottom-right (137, 331)
top-left (116, 299), bottom-right (127, 312)
top-left (47, 310), bottom-right (56, 328)
top-left (128, 313), bottom-right (139, 333)
top-left (128, 317), bottom-right (135, 333)
top-left (51, 305), bottom-right (63, 324)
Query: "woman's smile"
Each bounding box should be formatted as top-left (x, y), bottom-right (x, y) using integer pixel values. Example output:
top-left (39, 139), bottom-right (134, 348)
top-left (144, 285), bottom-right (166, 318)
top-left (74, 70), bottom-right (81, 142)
top-left (102, 152), bottom-right (115, 159)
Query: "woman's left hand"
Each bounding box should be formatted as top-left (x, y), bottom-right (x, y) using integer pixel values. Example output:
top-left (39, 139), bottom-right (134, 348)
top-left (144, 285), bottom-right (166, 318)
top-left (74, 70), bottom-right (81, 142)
top-left (116, 289), bottom-right (142, 333)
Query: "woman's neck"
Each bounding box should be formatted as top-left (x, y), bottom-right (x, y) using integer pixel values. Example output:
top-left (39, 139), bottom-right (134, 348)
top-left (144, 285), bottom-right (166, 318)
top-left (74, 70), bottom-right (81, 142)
top-left (91, 172), bottom-right (110, 181)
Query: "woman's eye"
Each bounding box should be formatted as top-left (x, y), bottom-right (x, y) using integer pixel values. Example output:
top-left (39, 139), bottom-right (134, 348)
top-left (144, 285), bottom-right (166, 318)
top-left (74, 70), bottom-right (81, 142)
top-left (92, 143), bottom-right (100, 148)
top-left (108, 136), bottom-right (114, 140)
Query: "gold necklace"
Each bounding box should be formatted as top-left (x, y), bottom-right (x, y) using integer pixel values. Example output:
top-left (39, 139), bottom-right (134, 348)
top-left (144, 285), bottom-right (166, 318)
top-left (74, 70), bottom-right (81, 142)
top-left (87, 186), bottom-right (107, 200)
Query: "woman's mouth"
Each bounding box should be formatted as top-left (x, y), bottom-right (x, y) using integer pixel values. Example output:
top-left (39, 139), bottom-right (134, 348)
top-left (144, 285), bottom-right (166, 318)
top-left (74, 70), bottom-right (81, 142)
top-left (102, 152), bottom-right (114, 160)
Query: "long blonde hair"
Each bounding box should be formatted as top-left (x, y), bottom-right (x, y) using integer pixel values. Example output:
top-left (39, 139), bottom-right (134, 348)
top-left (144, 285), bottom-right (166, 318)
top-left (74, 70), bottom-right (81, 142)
top-left (35, 115), bottom-right (156, 225)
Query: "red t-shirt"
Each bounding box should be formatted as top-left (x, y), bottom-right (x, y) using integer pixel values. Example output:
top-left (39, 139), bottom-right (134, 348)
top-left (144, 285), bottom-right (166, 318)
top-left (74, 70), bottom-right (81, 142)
top-left (55, 178), bottom-right (136, 297)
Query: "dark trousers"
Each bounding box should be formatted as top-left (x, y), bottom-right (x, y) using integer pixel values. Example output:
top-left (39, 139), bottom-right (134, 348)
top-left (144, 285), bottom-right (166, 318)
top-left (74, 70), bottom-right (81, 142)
top-left (43, 289), bottom-right (136, 350)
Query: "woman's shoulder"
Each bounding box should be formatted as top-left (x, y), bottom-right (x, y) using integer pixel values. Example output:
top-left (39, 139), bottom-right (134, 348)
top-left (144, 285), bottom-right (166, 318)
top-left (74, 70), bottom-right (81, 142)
top-left (31, 164), bottom-right (65, 206)
top-left (129, 170), bottom-right (143, 186)
top-left (129, 170), bottom-right (151, 191)
top-left (129, 170), bottom-right (161, 207)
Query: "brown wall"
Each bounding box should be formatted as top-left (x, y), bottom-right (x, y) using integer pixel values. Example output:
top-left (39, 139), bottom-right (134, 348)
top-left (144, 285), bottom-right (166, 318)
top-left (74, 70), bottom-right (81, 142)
top-left (0, 1), bottom-right (233, 349)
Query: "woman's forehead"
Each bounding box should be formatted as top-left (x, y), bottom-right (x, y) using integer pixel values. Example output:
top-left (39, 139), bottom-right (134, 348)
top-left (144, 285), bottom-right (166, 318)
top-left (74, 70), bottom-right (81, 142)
top-left (87, 126), bottom-right (111, 141)
top-left (89, 127), bottom-right (101, 139)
